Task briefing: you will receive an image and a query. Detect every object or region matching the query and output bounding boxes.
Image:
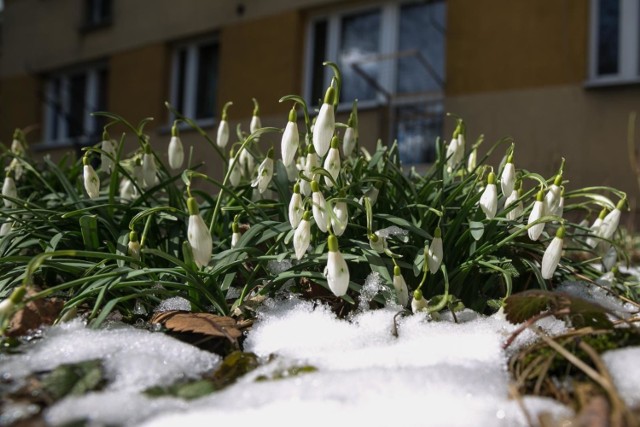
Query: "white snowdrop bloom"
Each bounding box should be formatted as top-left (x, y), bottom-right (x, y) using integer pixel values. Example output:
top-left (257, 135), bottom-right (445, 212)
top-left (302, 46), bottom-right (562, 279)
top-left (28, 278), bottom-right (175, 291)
top-left (551, 194), bottom-right (564, 218)
top-left (228, 150), bottom-right (242, 187)
top-left (142, 150), bottom-right (158, 188)
top-left (586, 209), bottom-right (607, 248)
top-left (239, 145), bottom-right (256, 179)
top-left (119, 178), bottom-right (137, 202)
top-left (312, 86), bottom-right (336, 157)
top-left (285, 161), bottom-right (298, 182)
top-left (0, 286), bottom-right (26, 318)
top-left (599, 202), bottom-right (623, 240)
top-left (428, 227), bottom-right (443, 274)
top-left (217, 119), bottom-right (229, 148)
top-left (541, 226), bottom-right (565, 279)
top-left (325, 234), bottom-right (349, 297)
top-left (288, 183), bottom-right (303, 229)
top-left (83, 159), bottom-right (100, 199)
top-left (231, 222), bottom-right (241, 249)
top-left (323, 137), bottom-right (341, 188)
top-left (281, 107), bottom-right (299, 167)
top-left (293, 212), bottom-right (311, 260)
top-left (411, 289), bottom-right (429, 313)
top-left (251, 149), bottom-right (274, 194)
top-left (369, 232), bottom-right (386, 253)
top-left (187, 197), bottom-right (212, 268)
top-left (527, 190), bottom-right (546, 241)
top-left (360, 185), bottom-right (380, 207)
top-left (168, 134), bottom-right (184, 170)
top-left (331, 200), bottom-right (348, 237)
top-left (446, 136), bottom-right (463, 171)
top-left (544, 183), bottom-right (562, 216)
top-left (479, 172), bottom-right (498, 219)
top-left (250, 115), bottom-right (261, 135)
top-left (0, 221), bottom-right (13, 237)
top-left (128, 231), bottom-right (141, 263)
top-left (311, 181), bottom-right (328, 233)
top-left (342, 110), bottom-right (358, 157)
top-left (2, 175), bottom-right (17, 208)
top-left (393, 266), bottom-right (409, 307)
top-left (100, 136), bottom-right (118, 172)
top-left (467, 147), bottom-right (477, 172)
top-left (500, 159), bottom-right (515, 196)
top-left (504, 189), bottom-right (523, 221)
top-left (11, 130), bottom-right (26, 156)
top-left (8, 158), bottom-right (24, 181)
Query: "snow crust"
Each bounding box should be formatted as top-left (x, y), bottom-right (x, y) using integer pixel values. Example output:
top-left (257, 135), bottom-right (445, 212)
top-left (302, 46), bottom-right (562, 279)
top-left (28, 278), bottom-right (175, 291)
top-left (602, 347), bottom-right (640, 408)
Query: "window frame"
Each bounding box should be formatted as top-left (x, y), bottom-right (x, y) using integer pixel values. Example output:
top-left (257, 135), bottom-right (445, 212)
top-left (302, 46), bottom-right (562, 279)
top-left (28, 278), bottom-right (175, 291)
top-left (81, 0), bottom-right (113, 32)
top-left (169, 34), bottom-right (220, 128)
top-left (587, 0), bottom-right (640, 86)
top-left (43, 63), bottom-right (108, 147)
top-left (303, 1), bottom-right (445, 111)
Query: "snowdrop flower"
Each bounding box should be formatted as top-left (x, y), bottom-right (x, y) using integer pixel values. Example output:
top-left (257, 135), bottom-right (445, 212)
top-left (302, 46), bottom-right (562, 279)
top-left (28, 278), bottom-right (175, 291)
top-left (168, 123), bottom-right (184, 170)
top-left (2, 173), bottom-right (17, 208)
top-left (281, 107), bottom-right (299, 167)
top-left (119, 178), bottom-right (137, 201)
top-left (239, 143), bottom-right (256, 179)
top-left (128, 231), bottom-right (141, 263)
top-left (288, 183), bottom-right (303, 229)
top-left (393, 266), bottom-right (409, 307)
top-left (428, 227), bottom-right (443, 274)
top-left (541, 226), bottom-right (565, 279)
top-left (142, 146), bottom-right (158, 188)
top-left (598, 198), bottom-right (625, 240)
top-left (446, 136), bottom-right (463, 171)
top-left (544, 174), bottom-right (563, 216)
top-left (586, 208), bottom-right (607, 248)
top-left (8, 158), bottom-right (24, 181)
top-left (250, 98), bottom-right (262, 136)
top-left (11, 129), bottom-right (26, 156)
top-left (228, 149), bottom-right (241, 187)
top-left (411, 289), bottom-right (429, 313)
top-left (527, 190), bottom-right (546, 241)
top-left (0, 286), bottom-right (26, 319)
top-left (369, 232), bottom-right (386, 253)
top-left (331, 199), bottom-right (348, 237)
top-left (360, 184), bottom-right (380, 206)
top-left (312, 86), bottom-right (336, 157)
top-left (285, 161), bottom-right (298, 182)
top-left (467, 146), bottom-right (477, 172)
top-left (343, 111), bottom-right (358, 157)
top-left (504, 188), bottom-right (524, 221)
top-left (300, 146), bottom-right (318, 196)
top-left (83, 156), bottom-right (100, 199)
top-left (231, 222), bottom-right (241, 248)
top-left (0, 221), bottom-right (13, 237)
top-left (479, 172), bottom-right (498, 219)
top-left (187, 197), bottom-right (212, 268)
top-left (293, 211), bottom-right (311, 260)
top-left (500, 154), bottom-right (515, 196)
top-left (251, 148), bottom-right (274, 194)
top-left (216, 102), bottom-right (232, 148)
top-left (325, 234), bottom-right (349, 297)
top-left (550, 188), bottom-right (564, 218)
top-left (323, 136), bottom-right (341, 188)
top-left (100, 132), bottom-right (118, 173)
top-left (311, 180), bottom-right (328, 233)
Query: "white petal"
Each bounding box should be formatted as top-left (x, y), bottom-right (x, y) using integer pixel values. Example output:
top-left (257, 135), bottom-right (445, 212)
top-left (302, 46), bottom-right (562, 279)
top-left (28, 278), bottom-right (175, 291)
top-left (428, 237), bottom-right (443, 274)
top-left (188, 214), bottom-right (212, 268)
top-left (527, 201), bottom-right (545, 241)
top-left (312, 191), bottom-right (328, 233)
top-left (250, 115), bottom-right (262, 134)
top-left (231, 232), bottom-right (241, 248)
top-left (83, 165), bottom-right (100, 199)
top-left (293, 220), bottom-right (310, 260)
top-left (500, 163), bottom-right (515, 196)
top-left (393, 274), bottom-right (409, 307)
top-left (228, 157), bottom-right (241, 186)
top-left (142, 153), bottom-right (158, 188)
top-left (312, 103), bottom-right (334, 157)
top-left (331, 201), bottom-right (348, 237)
top-left (411, 295), bottom-right (429, 313)
top-left (326, 251), bottom-right (349, 296)
top-left (217, 120), bottom-right (229, 148)
top-left (479, 184), bottom-right (497, 219)
top-left (544, 185), bottom-right (561, 216)
top-left (100, 139), bottom-right (117, 172)
top-left (323, 148), bottom-right (341, 188)
top-left (343, 126), bottom-right (356, 157)
top-left (541, 236), bottom-right (563, 279)
top-left (281, 121), bottom-right (299, 167)
top-left (168, 136), bottom-right (184, 170)
top-left (599, 208), bottom-right (621, 240)
top-left (288, 193), bottom-right (303, 229)
top-left (2, 177), bottom-right (17, 208)
top-left (252, 158), bottom-right (273, 193)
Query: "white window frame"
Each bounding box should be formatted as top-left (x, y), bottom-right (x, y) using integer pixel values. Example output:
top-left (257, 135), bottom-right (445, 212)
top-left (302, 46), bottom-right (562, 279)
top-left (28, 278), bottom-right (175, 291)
top-left (303, 1), bottom-right (445, 111)
top-left (169, 34), bottom-right (219, 127)
top-left (588, 0), bottom-right (640, 85)
top-left (43, 64), bottom-right (106, 147)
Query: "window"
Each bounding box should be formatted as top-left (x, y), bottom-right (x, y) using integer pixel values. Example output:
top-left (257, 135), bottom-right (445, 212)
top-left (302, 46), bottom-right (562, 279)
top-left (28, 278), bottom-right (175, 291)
top-left (589, 0), bottom-right (640, 84)
top-left (83, 0), bottom-right (113, 30)
top-left (44, 65), bottom-right (108, 146)
top-left (305, 1), bottom-right (446, 164)
top-left (170, 36), bottom-right (219, 123)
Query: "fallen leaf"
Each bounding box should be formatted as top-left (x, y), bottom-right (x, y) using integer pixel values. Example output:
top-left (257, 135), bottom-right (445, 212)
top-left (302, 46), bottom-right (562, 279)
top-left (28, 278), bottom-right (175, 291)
top-left (150, 311), bottom-right (242, 342)
top-left (8, 297), bottom-right (64, 337)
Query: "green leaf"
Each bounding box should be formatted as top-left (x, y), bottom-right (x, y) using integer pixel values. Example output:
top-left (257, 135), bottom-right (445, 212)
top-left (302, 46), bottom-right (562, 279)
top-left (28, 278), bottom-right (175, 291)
top-left (79, 215), bottom-right (99, 250)
top-left (41, 359), bottom-right (105, 401)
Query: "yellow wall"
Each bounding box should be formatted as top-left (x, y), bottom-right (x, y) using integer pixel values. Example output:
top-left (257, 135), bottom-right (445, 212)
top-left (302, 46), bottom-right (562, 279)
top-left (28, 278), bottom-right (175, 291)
top-left (0, 75), bottom-right (41, 145)
top-left (446, 0), bottom-right (589, 95)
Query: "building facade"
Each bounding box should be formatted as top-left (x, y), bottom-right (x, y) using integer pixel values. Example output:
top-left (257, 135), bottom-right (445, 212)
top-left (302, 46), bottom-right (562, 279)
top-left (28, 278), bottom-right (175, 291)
top-left (0, 0), bottom-right (638, 214)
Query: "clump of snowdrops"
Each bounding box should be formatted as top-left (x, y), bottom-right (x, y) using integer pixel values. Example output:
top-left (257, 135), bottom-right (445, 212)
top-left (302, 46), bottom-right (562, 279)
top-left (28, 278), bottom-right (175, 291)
top-left (0, 64), bottom-right (632, 335)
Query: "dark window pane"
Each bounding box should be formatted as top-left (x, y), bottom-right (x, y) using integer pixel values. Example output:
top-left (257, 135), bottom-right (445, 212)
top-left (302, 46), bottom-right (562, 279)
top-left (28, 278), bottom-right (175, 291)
top-left (311, 19), bottom-right (328, 103)
top-left (94, 68), bottom-right (108, 135)
top-left (396, 101), bottom-right (443, 165)
top-left (51, 78), bottom-right (61, 140)
top-left (85, 0), bottom-right (112, 25)
top-left (397, 1), bottom-right (446, 93)
top-left (68, 73), bottom-right (87, 138)
top-left (195, 42), bottom-right (218, 119)
top-left (339, 10), bottom-right (381, 102)
top-left (597, 0), bottom-right (620, 75)
top-left (175, 48), bottom-right (187, 113)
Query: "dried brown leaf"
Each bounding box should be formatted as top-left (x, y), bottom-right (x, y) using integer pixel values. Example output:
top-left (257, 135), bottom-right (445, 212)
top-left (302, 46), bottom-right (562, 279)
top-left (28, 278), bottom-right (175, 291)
top-left (150, 311), bottom-right (242, 341)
